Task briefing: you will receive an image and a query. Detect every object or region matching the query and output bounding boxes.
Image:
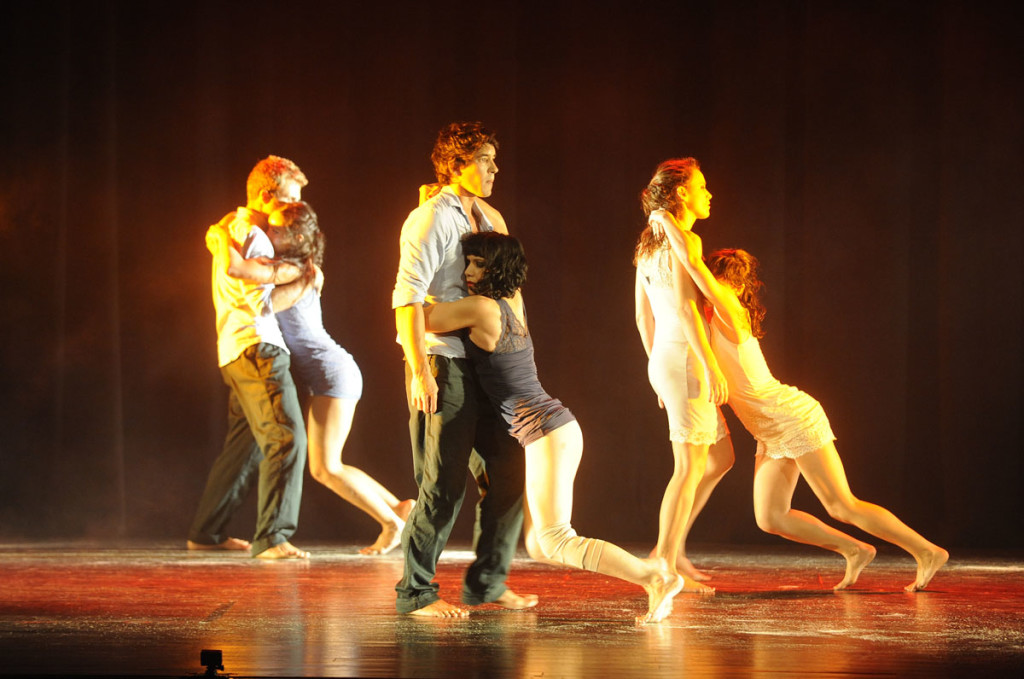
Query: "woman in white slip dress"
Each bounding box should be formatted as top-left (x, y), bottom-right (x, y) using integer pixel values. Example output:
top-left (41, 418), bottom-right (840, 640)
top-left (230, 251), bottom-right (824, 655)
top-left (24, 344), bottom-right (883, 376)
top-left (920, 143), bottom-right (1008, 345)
top-left (651, 211), bottom-right (948, 592)
top-left (634, 158), bottom-right (735, 590)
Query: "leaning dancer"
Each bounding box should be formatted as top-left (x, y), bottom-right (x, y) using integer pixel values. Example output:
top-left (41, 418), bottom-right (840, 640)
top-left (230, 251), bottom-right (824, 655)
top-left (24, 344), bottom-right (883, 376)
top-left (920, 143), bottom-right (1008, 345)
top-left (653, 211), bottom-right (949, 591)
top-left (216, 201), bottom-right (416, 555)
top-left (424, 232), bottom-right (684, 624)
top-left (635, 158), bottom-right (734, 589)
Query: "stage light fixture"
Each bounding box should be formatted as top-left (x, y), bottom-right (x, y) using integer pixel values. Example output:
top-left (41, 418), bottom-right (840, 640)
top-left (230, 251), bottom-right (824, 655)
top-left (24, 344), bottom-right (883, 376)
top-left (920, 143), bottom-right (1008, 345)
top-left (200, 649), bottom-right (224, 676)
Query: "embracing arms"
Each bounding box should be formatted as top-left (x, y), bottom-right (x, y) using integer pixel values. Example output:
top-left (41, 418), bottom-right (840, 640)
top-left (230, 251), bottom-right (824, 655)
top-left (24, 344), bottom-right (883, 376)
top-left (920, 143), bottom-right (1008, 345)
top-left (205, 223), bottom-right (313, 312)
top-left (650, 210), bottom-right (750, 343)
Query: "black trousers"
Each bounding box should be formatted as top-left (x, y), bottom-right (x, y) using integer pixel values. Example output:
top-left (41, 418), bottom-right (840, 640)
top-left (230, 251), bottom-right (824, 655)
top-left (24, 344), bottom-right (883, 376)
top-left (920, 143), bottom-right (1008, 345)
top-left (395, 356), bottom-right (525, 612)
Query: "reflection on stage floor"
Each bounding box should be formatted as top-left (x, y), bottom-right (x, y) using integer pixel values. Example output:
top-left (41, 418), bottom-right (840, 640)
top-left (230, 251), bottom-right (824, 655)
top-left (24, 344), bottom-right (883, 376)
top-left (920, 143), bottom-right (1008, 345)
top-left (1, 540), bottom-right (1021, 677)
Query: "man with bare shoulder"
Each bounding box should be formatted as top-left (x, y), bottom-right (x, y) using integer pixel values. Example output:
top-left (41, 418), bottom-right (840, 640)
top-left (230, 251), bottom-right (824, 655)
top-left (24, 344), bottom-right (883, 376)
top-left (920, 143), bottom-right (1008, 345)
top-left (186, 155), bottom-right (311, 560)
top-left (392, 122), bottom-right (537, 617)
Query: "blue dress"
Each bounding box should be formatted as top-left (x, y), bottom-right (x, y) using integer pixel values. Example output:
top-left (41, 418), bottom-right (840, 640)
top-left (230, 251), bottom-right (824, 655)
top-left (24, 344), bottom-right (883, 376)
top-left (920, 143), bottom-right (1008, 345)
top-left (463, 299), bottom-right (576, 447)
top-left (275, 288), bottom-right (362, 400)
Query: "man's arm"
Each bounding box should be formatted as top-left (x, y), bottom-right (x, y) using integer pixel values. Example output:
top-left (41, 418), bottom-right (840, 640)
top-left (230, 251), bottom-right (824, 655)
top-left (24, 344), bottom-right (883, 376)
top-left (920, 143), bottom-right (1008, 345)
top-left (206, 222), bottom-right (302, 285)
top-left (396, 304), bottom-right (437, 414)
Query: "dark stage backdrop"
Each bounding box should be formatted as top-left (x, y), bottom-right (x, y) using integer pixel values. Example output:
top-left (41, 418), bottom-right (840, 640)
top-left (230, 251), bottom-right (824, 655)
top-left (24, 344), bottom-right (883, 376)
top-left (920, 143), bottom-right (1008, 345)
top-left (1, 1), bottom-right (1021, 550)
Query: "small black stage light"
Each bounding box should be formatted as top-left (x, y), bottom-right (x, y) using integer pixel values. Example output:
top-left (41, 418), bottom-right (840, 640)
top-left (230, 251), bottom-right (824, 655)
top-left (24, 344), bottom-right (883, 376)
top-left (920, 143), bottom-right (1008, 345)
top-left (200, 649), bottom-right (224, 676)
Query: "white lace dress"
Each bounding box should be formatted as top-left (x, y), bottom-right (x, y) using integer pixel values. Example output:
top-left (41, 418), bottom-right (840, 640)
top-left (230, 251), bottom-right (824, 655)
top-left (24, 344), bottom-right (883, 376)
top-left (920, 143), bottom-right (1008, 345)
top-left (710, 324), bottom-right (835, 459)
top-left (637, 247), bottom-right (729, 445)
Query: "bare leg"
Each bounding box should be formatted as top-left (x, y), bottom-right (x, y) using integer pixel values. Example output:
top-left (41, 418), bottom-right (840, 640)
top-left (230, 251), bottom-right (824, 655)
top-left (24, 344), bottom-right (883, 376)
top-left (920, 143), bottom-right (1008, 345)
top-left (795, 444), bottom-right (948, 591)
top-left (753, 454), bottom-right (875, 590)
top-left (306, 396), bottom-right (414, 555)
top-left (653, 440), bottom-right (714, 592)
top-left (523, 423), bottom-right (683, 624)
top-left (673, 436), bottom-right (734, 581)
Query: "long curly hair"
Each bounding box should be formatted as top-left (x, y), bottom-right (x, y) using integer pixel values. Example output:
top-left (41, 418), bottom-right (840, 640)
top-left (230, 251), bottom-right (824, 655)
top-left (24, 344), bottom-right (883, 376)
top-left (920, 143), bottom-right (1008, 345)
top-left (705, 248), bottom-right (766, 338)
top-left (461, 231), bottom-right (527, 300)
top-left (270, 201), bottom-right (325, 285)
top-left (634, 157), bottom-right (700, 265)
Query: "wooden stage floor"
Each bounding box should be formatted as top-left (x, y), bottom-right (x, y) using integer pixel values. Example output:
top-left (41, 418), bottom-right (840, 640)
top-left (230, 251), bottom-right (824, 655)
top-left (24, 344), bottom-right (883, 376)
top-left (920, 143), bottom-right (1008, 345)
top-left (1, 540), bottom-right (1022, 678)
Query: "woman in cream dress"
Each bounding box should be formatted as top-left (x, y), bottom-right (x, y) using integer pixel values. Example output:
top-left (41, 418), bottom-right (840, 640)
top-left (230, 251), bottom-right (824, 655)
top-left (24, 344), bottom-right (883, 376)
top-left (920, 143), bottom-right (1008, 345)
top-left (635, 159), bottom-right (735, 589)
top-left (652, 210), bottom-right (948, 592)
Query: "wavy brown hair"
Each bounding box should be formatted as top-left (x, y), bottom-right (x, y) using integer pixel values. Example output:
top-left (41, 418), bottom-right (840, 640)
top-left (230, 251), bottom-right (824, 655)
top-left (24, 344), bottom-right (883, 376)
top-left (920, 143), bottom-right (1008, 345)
top-left (461, 231), bottom-right (527, 300)
top-left (634, 157), bottom-right (700, 265)
top-left (705, 248), bottom-right (766, 338)
top-left (270, 201), bottom-right (324, 285)
top-left (431, 122), bottom-right (499, 185)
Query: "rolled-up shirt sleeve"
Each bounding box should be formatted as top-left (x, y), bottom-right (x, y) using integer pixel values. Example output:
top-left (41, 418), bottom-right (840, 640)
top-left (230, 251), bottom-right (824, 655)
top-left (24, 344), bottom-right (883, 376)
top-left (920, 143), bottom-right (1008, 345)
top-left (392, 205), bottom-right (444, 308)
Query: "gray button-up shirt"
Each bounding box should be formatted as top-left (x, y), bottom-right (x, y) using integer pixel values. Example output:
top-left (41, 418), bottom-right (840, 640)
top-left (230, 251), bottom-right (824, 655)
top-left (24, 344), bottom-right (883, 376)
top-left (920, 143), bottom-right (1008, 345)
top-left (392, 186), bottom-right (495, 358)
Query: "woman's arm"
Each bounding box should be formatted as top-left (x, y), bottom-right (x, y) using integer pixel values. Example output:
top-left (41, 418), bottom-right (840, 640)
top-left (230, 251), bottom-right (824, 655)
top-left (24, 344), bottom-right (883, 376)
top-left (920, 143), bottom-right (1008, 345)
top-left (270, 265), bottom-right (321, 312)
top-left (634, 270), bottom-right (656, 359)
top-left (670, 257), bottom-right (729, 405)
top-left (422, 296), bottom-right (489, 334)
top-left (651, 211), bottom-right (750, 342)
top-left (205, 223), bottom-right (303, 285)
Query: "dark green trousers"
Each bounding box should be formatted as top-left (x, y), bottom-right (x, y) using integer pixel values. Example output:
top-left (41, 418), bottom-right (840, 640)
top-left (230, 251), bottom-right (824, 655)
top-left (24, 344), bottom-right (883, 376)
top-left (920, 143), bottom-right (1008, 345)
top-left (395, 356), bottom-right (525, 612)
top-left (188, 343), bottom-right (307, 556)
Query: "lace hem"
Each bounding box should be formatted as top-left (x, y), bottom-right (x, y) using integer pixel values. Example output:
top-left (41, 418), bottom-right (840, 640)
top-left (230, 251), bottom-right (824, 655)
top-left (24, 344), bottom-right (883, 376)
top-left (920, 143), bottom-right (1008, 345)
top-left (757, 422), bottom-right (836, 459)
top-left (669, 423), bottom-right (729, 447)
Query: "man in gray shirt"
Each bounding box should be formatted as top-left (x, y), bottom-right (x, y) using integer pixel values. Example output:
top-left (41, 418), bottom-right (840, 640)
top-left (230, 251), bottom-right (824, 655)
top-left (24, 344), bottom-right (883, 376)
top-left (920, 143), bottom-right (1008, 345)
top-left (392, 122), bottom-right (537, 617)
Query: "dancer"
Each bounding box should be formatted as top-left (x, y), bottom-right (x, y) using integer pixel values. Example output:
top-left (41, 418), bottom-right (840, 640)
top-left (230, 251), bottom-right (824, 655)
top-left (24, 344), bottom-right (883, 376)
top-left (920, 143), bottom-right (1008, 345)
top-left (220, 201), bottom-right (416, 555)
top-left (652, 210), bottom-right (949, 591)
top-left (393, 122), bottom-right (534, 617)
top-left (634, 158), bottom-right (734, 589)
top-left (423, 231), bottom-right (684, 624)
top-left (187, 155), bottom-right (309, 559)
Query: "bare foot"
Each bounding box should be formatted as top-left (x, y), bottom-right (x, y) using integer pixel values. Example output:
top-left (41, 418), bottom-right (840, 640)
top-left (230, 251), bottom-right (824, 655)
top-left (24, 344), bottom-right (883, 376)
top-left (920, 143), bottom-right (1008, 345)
top-left (639, 559), bottom-right (685, 625)
top-left (360, 520), bottom-right (404, 556)
top-left (395, 499), bottom-right (417, 522)
top-left (491, 589), bottom-right (539, 610)
top-left (408, 600), bottom-right (469, 618)
top-left (255, 542), bottom-right (310, 559)
top-left (834, 543), bottom-right (876, 590)
top-left (905, 546), bottom-right (949, 592)
top-left (680, 576), bottom-right (715, 594)
top-left (187, 538), bottom-right (251, 552)
top-left (676, 555), bottom-right (712, 582)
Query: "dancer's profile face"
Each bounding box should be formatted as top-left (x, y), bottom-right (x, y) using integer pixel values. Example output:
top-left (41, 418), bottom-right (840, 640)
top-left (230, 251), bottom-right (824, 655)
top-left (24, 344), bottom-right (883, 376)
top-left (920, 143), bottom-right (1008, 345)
top-left (464, 254), bottom-right (487, 293)
top-left (452, 144), bottom-right (498, 198)
top-left (677, 170), bottom-right (712, 220)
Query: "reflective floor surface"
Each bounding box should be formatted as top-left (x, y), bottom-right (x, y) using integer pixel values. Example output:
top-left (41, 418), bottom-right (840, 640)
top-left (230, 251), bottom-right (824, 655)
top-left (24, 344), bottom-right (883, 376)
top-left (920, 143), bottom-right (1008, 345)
top-left (1, 540), bottom-right (1022, 677)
